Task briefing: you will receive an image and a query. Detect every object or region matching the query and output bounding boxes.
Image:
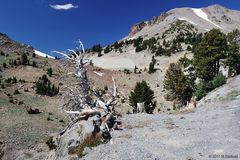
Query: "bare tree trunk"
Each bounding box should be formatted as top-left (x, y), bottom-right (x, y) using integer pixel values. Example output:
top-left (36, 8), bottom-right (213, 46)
top-left (51, 40), bottom-right (122, 159)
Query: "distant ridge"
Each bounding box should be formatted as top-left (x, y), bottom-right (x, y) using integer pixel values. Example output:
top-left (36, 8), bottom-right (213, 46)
top-left (0, 32), bottom-right (54, 59)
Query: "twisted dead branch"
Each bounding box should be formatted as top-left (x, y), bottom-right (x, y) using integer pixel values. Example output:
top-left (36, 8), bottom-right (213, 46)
top-left (52, 40), bottom-right (121, 144)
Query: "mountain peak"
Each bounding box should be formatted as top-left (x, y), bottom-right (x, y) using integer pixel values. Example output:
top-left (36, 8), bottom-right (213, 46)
top-left (207, 4), bottom-right (226, 9)
top-left (0, 32), bottom-right (9, 38)
top-left (127, 4), bottom-right (240, 38)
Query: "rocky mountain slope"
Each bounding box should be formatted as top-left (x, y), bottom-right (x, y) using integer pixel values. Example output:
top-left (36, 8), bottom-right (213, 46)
top-left (0, 33), bottom-right (54, 59)
top-left (128, 4), bottom-right (240, 39)
top-left (0, 33), bottom-right (34, 55)
top-left (89, 4), bottom-right (240, 114)
top-left (91, 4), bottom-right (240, 70)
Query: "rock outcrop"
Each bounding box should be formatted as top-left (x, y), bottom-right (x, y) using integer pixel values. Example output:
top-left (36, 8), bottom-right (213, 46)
top-left (128, 22), bottom-right (147, 37)
top-left (0, 33), bottom-right (34, 54)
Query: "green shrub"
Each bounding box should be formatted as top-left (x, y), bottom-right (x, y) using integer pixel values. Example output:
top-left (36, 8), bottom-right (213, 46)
top-left (211, 73), bottom-right (226, 89)
top-left (47, 68), bottom-right (53, 77)
top-left (32, 61), bottom-right (37, 67)
top-left (18, 101), bottom-right (24, 105)
top-left (47, 117), bottom-right (52, 121)
top-left (19, 79), bottom-right (26, 83)
top-left (89, 60), bottom-right (93, 66)
top-left (119, 48), bottom-right (123, 53)
top-left (92, 44), bottom-right (102, 53)
top-left (123, 69), bottom-right (131, 74)
top-left (21, 53), bottom-right (28, 65)
top-left (3, 63), bottom-right (7, 68)
top-left (104, 85), bottom-right (108, 91)
top-left (193, 81), bottom-right (207, 100)
top-left (97, 52), bottom-right (102, 57)
top-left (46, 136), bottom-right (56, 150)
top-left (14, 89), bottom-right (21, 95)
top-left (9, 98), bottom-right (14, 103)
top-left (35, 75), bottom-right (59, 96)
top-left (155, 46), bottom-right (165, 56)
top-left (148, 62), bottom-right (155, 74)
top-left (104, 45), bottom-right (111, 53)
top-left (187, 45), bottom-right (192, 51)
top-left (12, 77), bottom-right (17, 83)
top-left (148, 56), bottom-right (156, 74)
top-left (129, 81), bottom-right (156, 114)
top-left (133, 37), bottom-right (143, 47)
top-left (194, 73), bottom-right (226, 100)
top-left (135, 46), bottom-right (143, 52)
top-left (5, 78), bottom-right (12, 83)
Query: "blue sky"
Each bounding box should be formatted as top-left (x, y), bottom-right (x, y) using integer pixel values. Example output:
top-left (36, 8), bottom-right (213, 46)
top-left (0, 0), bottom-right (239, 55)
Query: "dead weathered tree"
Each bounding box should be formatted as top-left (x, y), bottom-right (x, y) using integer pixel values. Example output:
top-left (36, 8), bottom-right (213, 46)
top-left (52, 40), bottom-right (121, 150)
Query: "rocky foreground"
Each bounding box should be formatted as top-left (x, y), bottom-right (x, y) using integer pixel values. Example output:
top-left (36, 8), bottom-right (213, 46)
top-left (3, 76), bottom-right (240, 160)
top-left (81, 99), bottom-right (240, 160)
top-left (54, 76), bottom-right (240, 160)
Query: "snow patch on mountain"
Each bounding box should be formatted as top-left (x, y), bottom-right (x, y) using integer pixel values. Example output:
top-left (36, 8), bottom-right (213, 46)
top-left (191, 8), bottom-right (222, 29)
top-left (128, 36), bottom-right (136, 40)
top-left (34, 50), bottom-right (55, 59)
top-left (93, 71), bottom-right (104, 77)
top-left (178, 17), bottom-right (197, 25)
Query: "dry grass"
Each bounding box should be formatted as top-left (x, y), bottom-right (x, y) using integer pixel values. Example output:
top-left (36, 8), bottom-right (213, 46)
top-left (117, 134), bottom-right (132, 139)
top-left (75, 135), bottom-right (102, 158)
top-left (125, 120), bottom-right (152, 129)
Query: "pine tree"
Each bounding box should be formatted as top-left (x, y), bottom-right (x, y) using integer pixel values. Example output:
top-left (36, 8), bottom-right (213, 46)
top-left (13, 60), bottom-right (17, 65)
top-left (36, 75), bottom-right (58, 96)
top-left (193, 29), bottom-right (227, 82)
top-left (163, 63), bottom-right (192, 104)
top-left (148, 62), bottom-right (155, 74)
top-left (148, 56), bottom-right (156, 74)
top-left (186, 45), bottom-right (192, 51)
top-left (97, 52), bottom-right (102, 57)
top-left (135, 45), bottom-right (143, 52)
top-left (91, 44), bottom-right (102, 53)
top-left (3, 63), bottom-right (7, 68)
top-left (47, 68), bottom-right (53, 77)
top-left (129, 81), bottom-right (155, 114)
top-left (12, 77), bottom-right (17, 83)
top-left (225, 42), bottom-right (240, 75)
top-left (104, 45), bottom-right (111, 53)
top-left (225, 29), bottom-right (240, 75)
top-left (32, 61), bottom-right (37, 67)
top-left (163, 39), bottom-right (166, 47)
top-left (134, 65), bottom-right (138, 74)
top-left (133, 37), bottom-right (143, 47)
top-left (155, 45), bottom-right (165, 56)
top-left (21, 53), bottom-right (28, 65)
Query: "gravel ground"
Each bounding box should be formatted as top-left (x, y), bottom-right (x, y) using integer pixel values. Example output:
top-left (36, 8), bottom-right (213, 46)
top-left (81, 76), bottom-right (240, 160)
top-left (82, 99), bottom-right (240, 160)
